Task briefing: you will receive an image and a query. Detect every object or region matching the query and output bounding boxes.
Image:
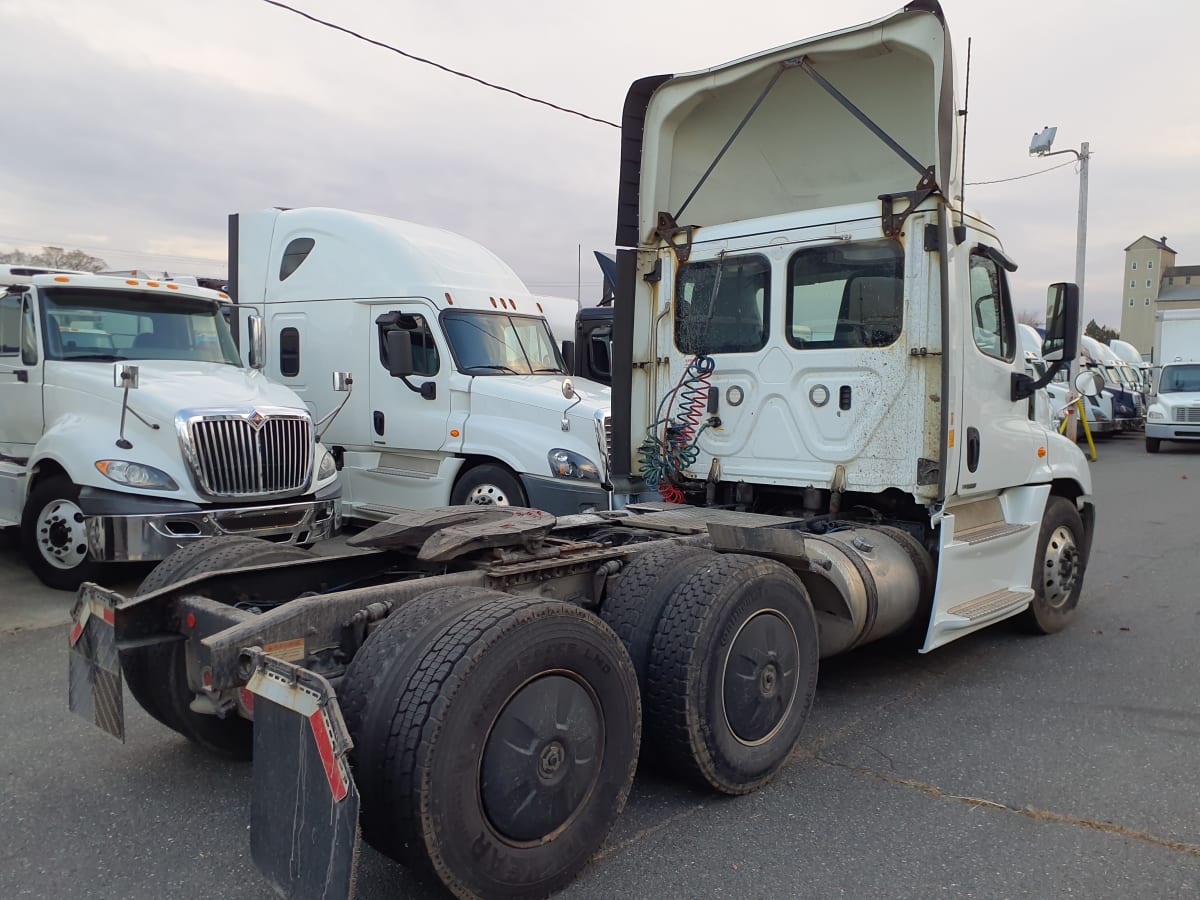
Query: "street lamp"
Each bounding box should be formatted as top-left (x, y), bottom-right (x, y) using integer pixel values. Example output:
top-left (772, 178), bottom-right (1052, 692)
top-left (1030, 125), bottom-right (1090, 440)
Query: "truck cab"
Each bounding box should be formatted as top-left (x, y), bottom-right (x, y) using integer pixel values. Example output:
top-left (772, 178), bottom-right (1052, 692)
top-left (0, 266), bottom-right (339, 589)
top-left (231, 208), bottom-right (614, 521)
top-left (1145, 361), bottom-right (1200, 452)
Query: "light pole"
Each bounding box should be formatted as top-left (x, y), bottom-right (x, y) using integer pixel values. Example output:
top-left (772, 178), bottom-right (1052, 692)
top-left (1030, 126), bottom-right (1090, 440)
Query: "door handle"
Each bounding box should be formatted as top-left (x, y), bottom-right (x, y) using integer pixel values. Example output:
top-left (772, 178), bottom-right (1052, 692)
top-left (373, 410), bottom-right (385, 436)
top-left (966, 427), bottom-right (981, 473)
top-left (8, 370), bottom-right (28, 383)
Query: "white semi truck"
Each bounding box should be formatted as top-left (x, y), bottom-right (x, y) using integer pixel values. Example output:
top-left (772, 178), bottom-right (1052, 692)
top-left (0, 265), bottom-right (340, 590)
top-left (228, 208), bottom-right (615, 520)
top-left (68, 4), bottom-right (1095, 899)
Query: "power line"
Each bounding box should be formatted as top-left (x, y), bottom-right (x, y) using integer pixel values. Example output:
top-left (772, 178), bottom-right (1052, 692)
top-left (966, 158), bottom-right (1077, 187)
top-left (257, 0), bottom-right (620, 129)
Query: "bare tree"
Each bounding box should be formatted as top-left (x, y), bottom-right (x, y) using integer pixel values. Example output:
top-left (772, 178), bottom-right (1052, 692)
top-left (1017, 309), bottom-right (1044, 328)
top-left (0, 245), bottom-right (108, 273)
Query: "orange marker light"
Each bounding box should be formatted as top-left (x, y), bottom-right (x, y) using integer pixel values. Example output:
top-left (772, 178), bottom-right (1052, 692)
top-left (536, 302), bottom-right (544, 313)
top-left (948, 429), bottom-right (956, 448)
top-left (450, 429), bottom-right (460, 437)
top-left (125, 279), bottom-right (139, 285)
top-left (1037, 447), bottom-right (1047, 458)
top-left (167, 283), bottom-right (179, 290)
top-left (445, 292), bottom-right (454, 305)
top-left (218, 292), bottom-right (229, 300)
top-left (147, 281), bottom-right (160, 287)
top-left (54, 276), bottom-right (70, 282)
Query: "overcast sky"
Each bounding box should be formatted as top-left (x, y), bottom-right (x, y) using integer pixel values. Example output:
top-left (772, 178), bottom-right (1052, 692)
top-left (2, 0), bottom-right (1195, 335)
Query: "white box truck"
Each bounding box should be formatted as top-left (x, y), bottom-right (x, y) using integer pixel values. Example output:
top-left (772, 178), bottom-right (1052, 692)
top-left (228, 208), bottom-right (615, 520)
top-left (0, 265), bottom-right (339, 589)
top-left (69, 4), bottom-right (1096, 898)
top-left (1154, 308), bottom-right (1200, 364)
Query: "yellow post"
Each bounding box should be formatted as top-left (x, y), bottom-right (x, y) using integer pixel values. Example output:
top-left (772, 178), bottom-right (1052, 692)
top-left (1059, 397), bottom-right (1097, 461)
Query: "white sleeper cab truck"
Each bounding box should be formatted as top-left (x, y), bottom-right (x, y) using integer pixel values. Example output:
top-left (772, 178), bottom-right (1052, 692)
top-left (228, 207), bottom-right (614, 520)
top-left (0, 265), bottom-right (339, 589)
top-left (68, 5), bottom-right (1096, 900)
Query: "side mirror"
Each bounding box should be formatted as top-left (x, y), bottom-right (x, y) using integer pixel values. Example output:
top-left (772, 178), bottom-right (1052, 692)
top-left (385, 329), bottom-right (414, 378)
top-left (1075, 370), bottom-right (1104, 397)
top-left (113, 363), bottom-right (140, 389)
top-left (247, 315), bottom-right (265, 370)
top-left (561, 339), bottom-right (576, 376)
top-left (1041, 283), bottom-right (1079, 363)
top-left (332, 371), bottom-right (353, 392)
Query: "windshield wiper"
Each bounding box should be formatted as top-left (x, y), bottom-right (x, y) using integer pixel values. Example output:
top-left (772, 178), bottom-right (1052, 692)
top-left (532, 367), bottom-right (566, 374)
top-left (462, 364), bottom-right (521, 375)
top-left (64, 354), bottom-right (127, 362)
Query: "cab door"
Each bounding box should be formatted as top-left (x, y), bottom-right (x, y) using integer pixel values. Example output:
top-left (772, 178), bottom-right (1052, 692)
top-left (954, 246), bottom-right (1043, 496)
top-left (368, 304), bottom-right (452, 453)
top-left (0, 291), bottom-right (44, 454)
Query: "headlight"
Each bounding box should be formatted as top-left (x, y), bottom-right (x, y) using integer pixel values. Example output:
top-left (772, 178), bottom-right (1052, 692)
top-left (548, 448), bottom-right (600, 481)
top-left (317, 448), bottom-right (338, 480)
top-left (1148, 410), bottom-right (1164, 421)
top-left (94, 460), bottom-right (178, 490)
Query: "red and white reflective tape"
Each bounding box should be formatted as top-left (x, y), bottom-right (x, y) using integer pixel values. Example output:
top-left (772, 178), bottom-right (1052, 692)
top-left (68, 599), bottom-right (115, 647)
top-left (245, 665), bottom-right (353, 803)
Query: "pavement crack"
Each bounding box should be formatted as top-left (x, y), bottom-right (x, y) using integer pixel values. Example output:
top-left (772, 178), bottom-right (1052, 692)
top-left (590, 804), bottom-right (705, 864)
top-left (814, 756), bottom-right (1200, 858)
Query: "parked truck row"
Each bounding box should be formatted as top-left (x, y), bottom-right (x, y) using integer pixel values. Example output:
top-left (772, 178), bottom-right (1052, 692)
top-left (68, 4), bottom-right (1098, 900)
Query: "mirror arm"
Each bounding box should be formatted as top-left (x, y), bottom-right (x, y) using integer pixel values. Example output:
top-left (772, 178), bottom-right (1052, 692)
top-left (1011, 359), bottom-right (1067, 402)
top-left (397, 376), bottom-right (436, 400)
top-left (315, 378), bottom-right (354, 441)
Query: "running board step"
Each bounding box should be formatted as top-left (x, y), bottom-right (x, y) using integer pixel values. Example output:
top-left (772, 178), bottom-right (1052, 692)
top-left (953, 521), bottom-right (1031, 545)
top-left (945, 588), bottom-right (1034, 626)
top-left (352, 503), bottom-right (405, 521)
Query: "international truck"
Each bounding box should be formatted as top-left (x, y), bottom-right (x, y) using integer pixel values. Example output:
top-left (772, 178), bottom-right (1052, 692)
top-left (228, 208), bottom-right (615, 520)
top-left (68, 4), bottom-right (1095, 899)
top-left (0, 265), bottom-right (340, 590)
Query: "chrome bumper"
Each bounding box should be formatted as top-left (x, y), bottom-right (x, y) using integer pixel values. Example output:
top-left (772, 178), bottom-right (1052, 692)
top-left (85, 498), bottom-right (341, 562)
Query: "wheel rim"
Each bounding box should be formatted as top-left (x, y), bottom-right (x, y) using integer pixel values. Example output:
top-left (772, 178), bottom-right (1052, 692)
top-left (721, 610), bottom-right (800, 746)
top-left (480, 672), bottom-right (603, 843)
top-left (1042, 524), bottom-right (1080, 608)
top-left (465, 483), bottom-right (512, 506)
top-left (35, 496), bottom-right (89, 570)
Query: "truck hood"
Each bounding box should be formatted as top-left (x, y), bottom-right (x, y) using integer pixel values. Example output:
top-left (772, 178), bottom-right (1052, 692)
top-left (618, 0), bottom-right (955, 245)
top-left (466, 374), bottom-right (611, 423)
top-left (44, 360), bottom-right (308, 424)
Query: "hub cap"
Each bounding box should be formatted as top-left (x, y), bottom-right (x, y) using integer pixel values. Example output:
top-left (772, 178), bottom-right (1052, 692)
top-left (480, 673), bottom-right (603, 843)
top-left (1042, 525), bottom-right (1080, 608)
top-left (35, 497), bottom-right (89, 570)
top-left (465, 483), bottom-right (512, 506)
top-left (722, 611), bottom-right (800, 746)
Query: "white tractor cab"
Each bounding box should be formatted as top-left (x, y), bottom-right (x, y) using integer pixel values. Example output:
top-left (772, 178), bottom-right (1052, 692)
top-left (1145, 361), bottom-right (1200, 453)
top-left (1080, 335), bottom-right (1144, 430)
top-left (0, 265), bottom-right (339, 589)
top-left (1019, 323), bottom-right (1115, 438)
top-left (229, 208), bottom-right (614, 522)
top-left (1109, 338), bottom-right (1152, 391)
top-left (609, 0), bottom-right (1096, 652)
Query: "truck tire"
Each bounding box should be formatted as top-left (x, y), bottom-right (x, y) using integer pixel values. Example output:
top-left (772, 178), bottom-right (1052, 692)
top-left (122, 537), bottom-right (315, 758)
top-left (1019, 496), bottom-right (1088, 635)
top-left (450, 463), bottom-right (528, 508)
top-left (600, 542), bottom-right (716, 690)
top-left (21, 475), bottom-right (104, 591)
top-left (338, 585), bottom-right (511, 830)
top-left (645, 553), bottom-right (819, 795)
top-left (1146, 437), bottom-right (1161, 453)
top-left (360, 595), bottom-right (640, 899)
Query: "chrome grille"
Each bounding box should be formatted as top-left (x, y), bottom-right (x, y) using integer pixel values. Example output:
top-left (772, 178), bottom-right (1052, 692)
top-left (603, 415), bottom-right (613, 461)
top-left (1176, 406), bottom-right (1200, 424)
top-left (187, 414), bottom-right (312, 498)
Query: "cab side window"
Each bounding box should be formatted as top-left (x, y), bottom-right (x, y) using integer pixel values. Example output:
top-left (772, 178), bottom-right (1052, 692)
top-left (969, 252), bottom-right (1015, 361)
top-left (21, 296), bottom-right (38, 365)
top-left (378, 312), bottom-right (440, 376)
top-left (0, 293), bottom-right (20, 355)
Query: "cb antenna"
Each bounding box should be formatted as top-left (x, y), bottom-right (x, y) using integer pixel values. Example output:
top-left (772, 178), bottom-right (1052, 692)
top-left (954, 37), bottom-right (972, 244)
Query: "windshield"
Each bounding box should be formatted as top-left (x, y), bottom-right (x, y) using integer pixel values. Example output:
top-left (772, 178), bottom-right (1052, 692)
top-left (1159, 365), bottom-right (1200, 393)
top-left (40, 287), bottom-right (241, 365)
top-left (442, 311), bottom-right (565, 375)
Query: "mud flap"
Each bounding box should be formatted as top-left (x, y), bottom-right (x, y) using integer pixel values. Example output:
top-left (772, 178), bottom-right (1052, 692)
top-left (68, 585), bottom-right (125, 742)
top-left (245, 651), bottom-right (361, 900)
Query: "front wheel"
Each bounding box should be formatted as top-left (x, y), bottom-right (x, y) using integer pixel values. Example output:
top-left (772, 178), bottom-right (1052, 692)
top-left (450, 463), bottom-right (528, 508)
top-left (21, 476), bottom-right (104, 591)
top-left (1019, 497), bottom-right (1088, 635)
top-left (1146, 437), bottom-right (1161, 454)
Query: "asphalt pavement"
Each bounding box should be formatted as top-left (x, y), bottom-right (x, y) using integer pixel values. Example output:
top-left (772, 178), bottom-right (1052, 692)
top-left (1, 435), bottom-right (1198, 899)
